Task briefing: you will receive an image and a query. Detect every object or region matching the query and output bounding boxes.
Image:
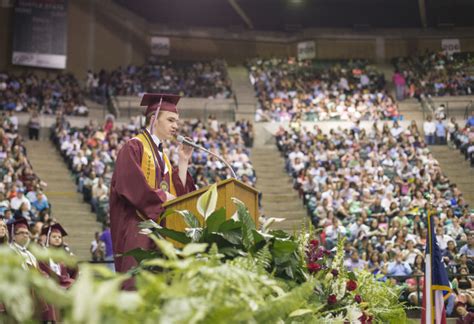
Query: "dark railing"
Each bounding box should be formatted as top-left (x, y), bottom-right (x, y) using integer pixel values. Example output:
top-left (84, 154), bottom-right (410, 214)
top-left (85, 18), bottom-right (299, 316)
top-left (465, 101), bottom-right (473, 120)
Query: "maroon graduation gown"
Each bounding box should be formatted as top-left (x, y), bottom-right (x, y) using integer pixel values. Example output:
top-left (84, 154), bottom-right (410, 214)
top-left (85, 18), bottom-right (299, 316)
top-left (39, 261), bottom-right (77, 321)
top-left (109, 136), bottom-right (195, 281)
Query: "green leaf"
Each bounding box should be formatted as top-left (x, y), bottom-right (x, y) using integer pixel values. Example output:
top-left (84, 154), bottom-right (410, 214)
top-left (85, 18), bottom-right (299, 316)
top-left (213, 230), bottom-right (242, 245)
top-left (218, 219), bottom-right (242, 232)
top-left (231, 197), bottom-right (256, 250)
top-left (184, 227), bottom-right (203, 242)
top-left (122, 248), bottom-right (161, 263)
top-left (196, 183), bottom-right (218, 219)
top-left (218, 247), bottom-right (247, 257)
top-left (150, 236), bottom-right (178, 260)
top-left (138, 219), bottom-right (161, 229)
top-left (231, 197), bottom-right (256, 231)
top-left (159, 208), bottom-right (178, 223)
top-left (348, 272), bottom-right (357, 281)
top-left (261, 217), bottom-right (285, 233)
top-left (271, 239), bottom-right (298, 259)
top-left (176, 210), bottom-right (201, 228)
top-left (289, 309), bottom-right (313, 317)
top-left (152, 227), bottom-right (191, 244)
top-left (205, 208), bottom-right (226, 233)
top-left (252, 230), bottom-right (265, 245)
top-left (180, 243), bottom-right (209, 257)
top-left (268, 230), bottom-right (292, 239)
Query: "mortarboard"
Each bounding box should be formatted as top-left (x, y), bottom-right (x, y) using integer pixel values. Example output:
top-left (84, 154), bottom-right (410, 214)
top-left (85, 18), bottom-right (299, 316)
top-left (140, 93), bottom-right (180, 135)
top-left (7, 217), bottom-right (29, 239)
top-left (41, 223), bottom-right (68, 237)
top-left (42, 223), bottom-right (68, 247)
top-left (140, 93), bottom-right (180, 116)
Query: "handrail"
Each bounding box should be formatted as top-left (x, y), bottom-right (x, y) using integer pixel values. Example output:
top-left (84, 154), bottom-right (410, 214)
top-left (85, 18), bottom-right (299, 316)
top-left (464, 101), bottom-right (473, 120)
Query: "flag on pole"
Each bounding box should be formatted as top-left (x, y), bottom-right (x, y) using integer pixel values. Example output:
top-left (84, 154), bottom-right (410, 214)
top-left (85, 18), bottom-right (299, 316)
top-left (421, 211), bottom-right (452, 324)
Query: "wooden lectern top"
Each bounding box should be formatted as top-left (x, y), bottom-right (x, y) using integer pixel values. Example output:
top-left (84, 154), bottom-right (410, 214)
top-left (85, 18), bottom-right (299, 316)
top-left (162, 178), bottom-right (260, 235)
top-left (163, 178), bottom-right (259, 208)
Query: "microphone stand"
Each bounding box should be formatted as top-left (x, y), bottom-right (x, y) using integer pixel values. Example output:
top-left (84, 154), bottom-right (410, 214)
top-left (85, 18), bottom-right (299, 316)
top-left (199, 146), bottom-right (238, 179)
top-left (177, 136), bottom-right (238, 179)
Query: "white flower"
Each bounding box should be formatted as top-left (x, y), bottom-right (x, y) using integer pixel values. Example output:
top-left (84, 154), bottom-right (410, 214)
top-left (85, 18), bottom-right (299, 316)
top-left (331, 278), bottom-right (346, 300)
top-left (139, 228), bottom-right (152, 235)
top-left (323, 313), bottom-right (345, 324)
top-left (346, 304), bottom-right (363, 324)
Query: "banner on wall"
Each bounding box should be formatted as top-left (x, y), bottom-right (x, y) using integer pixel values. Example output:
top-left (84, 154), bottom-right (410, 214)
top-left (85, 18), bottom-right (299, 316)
top-left (297, 41), bottom-right (316, 60)
top-left (441, 39), bottom-right (461, 55)
top-left (12, 0), bottom-right (68, 69)
top-left (151, 36), bottom-right (170, 56)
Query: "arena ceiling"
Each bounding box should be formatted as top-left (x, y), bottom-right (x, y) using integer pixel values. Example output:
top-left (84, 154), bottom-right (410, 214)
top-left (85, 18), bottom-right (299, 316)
top-left (115, 0), bottom-right (474, 31)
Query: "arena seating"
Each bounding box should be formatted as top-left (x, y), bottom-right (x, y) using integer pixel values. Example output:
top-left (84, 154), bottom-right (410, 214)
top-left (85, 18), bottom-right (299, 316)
top-left (86, 59), bottom-right (233, 103)
top-left (247, 57), bottom-right (398, 122)
top-left (392, 52), bottom-right (474, 99)
top-left (0, 72), bottom-right (89, 116)
top-left (275, 118), bottom-right (473, 307)
top-left (0, 111), bottom-right (61, 247)
top-left (51, 116), bottom-right (255, 230)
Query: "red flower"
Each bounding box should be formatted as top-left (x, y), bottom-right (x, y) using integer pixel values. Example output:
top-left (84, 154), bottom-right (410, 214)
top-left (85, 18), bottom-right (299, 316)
top-left (359, 312), bottom-right (372, 324)
top-left (327, 294), bottom-right (337, 305)
top-left (346, 279), bottom-right (357, 291)
top-left (310, 239), bottom-right (319, 247)
top-left (331, 269), bottom-right (339, 277)
top-left (323, 250), bottom-right (331, 256)
top-left (354, 294), bottom-right (362, 303)
top-left (307, 262), bottom-right (322, 273)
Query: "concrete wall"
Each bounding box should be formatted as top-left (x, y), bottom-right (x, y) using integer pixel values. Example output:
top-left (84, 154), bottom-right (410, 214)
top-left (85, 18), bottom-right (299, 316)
top-left (115, 96), bottom-right (236, 121)
top-left (263, 120), bottom-right (419, 136)
top-left (0, 6), bottom-right (12, 71)
top-left (2, 1), bottom-right (474, 74)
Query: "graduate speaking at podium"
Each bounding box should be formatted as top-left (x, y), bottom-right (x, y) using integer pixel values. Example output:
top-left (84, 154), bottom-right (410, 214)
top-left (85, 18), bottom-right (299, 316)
top-left (109, 93), bottom-right (195, 287)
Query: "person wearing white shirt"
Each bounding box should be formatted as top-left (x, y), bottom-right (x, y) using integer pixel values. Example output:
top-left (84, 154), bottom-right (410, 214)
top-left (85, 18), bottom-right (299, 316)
top-left (435, 226), bottom-right (455, 251)
top-left (8, 218), bottom-right (38, 270)
top-left (10, 190), bottom-right (31, 211)
top-left (390, 121), bottom-right (404, 139)
top-left (423, 116), bottom-right (436, 145)
top-left (325, 218), bottom-right (347, 248)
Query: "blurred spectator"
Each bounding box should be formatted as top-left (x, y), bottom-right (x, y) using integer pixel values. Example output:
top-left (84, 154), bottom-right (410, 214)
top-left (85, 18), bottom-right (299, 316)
top-left (393, 52), bottom-right (474, 98)
top-left (89, 59), bottom-right (232, 102)
top-left (0, 71), bottom-right (88, 116)
top-left (248, 57), bottom-right (398, 122)
top-left (423, 115), bottom-right (436, 145)
top-left (90, 231), bottom-right (105, 261)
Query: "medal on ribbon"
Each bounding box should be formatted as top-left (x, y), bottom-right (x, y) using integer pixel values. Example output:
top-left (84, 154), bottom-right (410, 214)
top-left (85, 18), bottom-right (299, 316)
top-left (160, 180), bottom-right (169, 192)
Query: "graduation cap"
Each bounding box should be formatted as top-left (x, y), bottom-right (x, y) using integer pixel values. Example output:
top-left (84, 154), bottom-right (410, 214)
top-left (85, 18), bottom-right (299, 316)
top-left (140, 93), bottom-right (181, 135)
top-left (7, 217), bottom-right (29, 240)
top-left (42, 223), bottom-right (68, 247)
top-left (140, 93), bottom-right (180, 116)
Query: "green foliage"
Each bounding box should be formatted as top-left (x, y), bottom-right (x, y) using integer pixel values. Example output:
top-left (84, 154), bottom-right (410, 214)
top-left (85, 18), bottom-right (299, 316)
top-left (142, 188), bottom-right (307, 283)
top-left (196, 182), bottom-right (218, 219)
top-left (356, 271), bottom-right (407, 324)
top-left (0, 187), bottom-right (407, 323)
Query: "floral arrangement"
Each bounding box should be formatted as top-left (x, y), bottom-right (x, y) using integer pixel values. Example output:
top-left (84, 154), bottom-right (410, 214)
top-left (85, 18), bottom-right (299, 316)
top-left (301, 237), bottom-right (406, 323)
top-left (0, 185), bottom-right (407, 323)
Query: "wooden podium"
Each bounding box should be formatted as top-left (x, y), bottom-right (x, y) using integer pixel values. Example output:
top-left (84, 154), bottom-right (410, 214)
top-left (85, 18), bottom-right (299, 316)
top-left (162, 178), bottom-right (260, 232)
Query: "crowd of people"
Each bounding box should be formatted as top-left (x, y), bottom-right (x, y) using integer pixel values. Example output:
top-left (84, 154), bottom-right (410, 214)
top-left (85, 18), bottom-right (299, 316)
top-left (0, 110), bottom-right (58, 238)
top-left (392, 51), bottom-right (474, 100)
top-left (0, 72), bottom-right (89, 116)
top-left (50, 114), bottom-right (255, 253)
top-left (276, 117), bottom-right (473, 314)
top-left (248, 57), bottom-right (398, 122)
top-left (86, 59), bottom-right (233, 103)
top-left (451, 111), bottom-right (474, 167)
top-left (0, 109), bottom-right (79, 320)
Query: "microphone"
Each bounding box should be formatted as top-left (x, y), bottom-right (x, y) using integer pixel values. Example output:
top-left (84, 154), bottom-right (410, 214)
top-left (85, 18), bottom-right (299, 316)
top-left (176, 135), bottom-right (201, 149)
top-left (176, 134), bottom-right (237, 179)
